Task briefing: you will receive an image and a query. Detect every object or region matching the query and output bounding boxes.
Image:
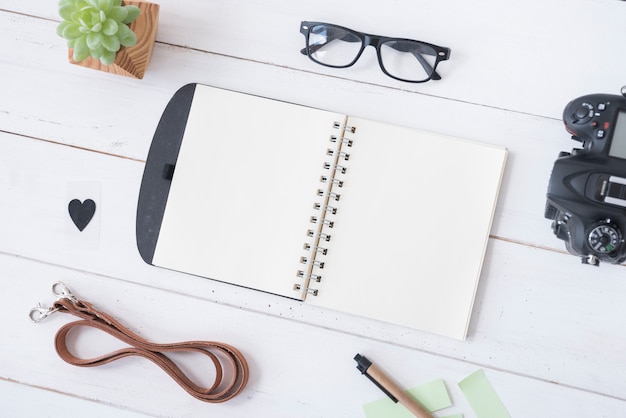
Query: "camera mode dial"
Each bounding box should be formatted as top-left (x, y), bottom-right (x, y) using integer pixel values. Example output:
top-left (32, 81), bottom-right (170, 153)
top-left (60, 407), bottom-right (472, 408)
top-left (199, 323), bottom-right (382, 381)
top-left (586, 220), bottom-right (622, 255)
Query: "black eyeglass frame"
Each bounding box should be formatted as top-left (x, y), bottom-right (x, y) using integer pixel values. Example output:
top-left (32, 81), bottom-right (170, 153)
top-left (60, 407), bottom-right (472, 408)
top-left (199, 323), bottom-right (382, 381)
top-left (299, 21), bottom-right (451, 83)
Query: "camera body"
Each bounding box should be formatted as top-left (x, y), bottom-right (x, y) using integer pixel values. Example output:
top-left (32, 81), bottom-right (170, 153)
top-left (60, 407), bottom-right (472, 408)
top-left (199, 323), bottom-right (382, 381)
top-left (545, 87), bottom-right (626, 266)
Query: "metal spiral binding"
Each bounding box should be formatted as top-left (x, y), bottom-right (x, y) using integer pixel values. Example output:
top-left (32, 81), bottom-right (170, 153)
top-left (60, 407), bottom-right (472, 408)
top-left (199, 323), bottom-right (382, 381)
top-left (293, 284), bottom-right (318, 296)
top-left (307, 229), bottom-right (331, 241)
top-left (323, 162), bottom-right (347, 174)
top-left (320, 176), bottom-right (344, 187)
top-left (330, 136), bottom-right (353, 147)
top-left (316, 189), bottom-right (340, 202)
top-left (294, 119), bottom-right (356, 297)
top-left (326, 149), bottom-right (351, 161)
top-left (333, 121), bottom-right (356, 133)
top-left (313, 203), bottom-right (337, 214)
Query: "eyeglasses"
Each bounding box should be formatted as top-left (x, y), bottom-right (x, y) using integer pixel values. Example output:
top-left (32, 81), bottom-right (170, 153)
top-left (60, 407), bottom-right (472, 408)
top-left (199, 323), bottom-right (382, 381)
top-left (299, 21), bottom-right (451, 83)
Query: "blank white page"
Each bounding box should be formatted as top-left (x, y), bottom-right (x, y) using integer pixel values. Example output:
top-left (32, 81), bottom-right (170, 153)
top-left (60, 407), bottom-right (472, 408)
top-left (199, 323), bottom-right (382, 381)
top-left (152, 85), bottom-right (344, 298)
top-left (307, 117), bottom-right (507, 339)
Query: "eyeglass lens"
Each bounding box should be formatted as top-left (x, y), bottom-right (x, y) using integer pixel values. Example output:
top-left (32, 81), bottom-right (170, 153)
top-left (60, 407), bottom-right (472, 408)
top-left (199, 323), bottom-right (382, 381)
top-left (308, 25), bottom-right (363, 67)
top-left (379, 40), bottom-right (438, 82)
top-left (306, 23), bottom-right (441, 82)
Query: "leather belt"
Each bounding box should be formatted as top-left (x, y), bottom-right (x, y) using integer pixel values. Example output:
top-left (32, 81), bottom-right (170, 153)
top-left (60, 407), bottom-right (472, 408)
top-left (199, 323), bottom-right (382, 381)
top-left (30, 282), bottom-right (249, 403)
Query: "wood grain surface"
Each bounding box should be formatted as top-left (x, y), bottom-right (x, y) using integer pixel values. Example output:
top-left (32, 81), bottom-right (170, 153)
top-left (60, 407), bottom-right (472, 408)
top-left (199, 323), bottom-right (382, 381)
top-left (68, 0), bottom-right (159, 78)
top-left (1, 0), bottom-right (625, 416)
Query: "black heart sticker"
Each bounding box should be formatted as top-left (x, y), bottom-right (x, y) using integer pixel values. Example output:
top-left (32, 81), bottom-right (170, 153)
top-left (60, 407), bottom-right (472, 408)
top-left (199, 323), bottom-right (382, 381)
top-left (68, 199), bottom-right (96, 231)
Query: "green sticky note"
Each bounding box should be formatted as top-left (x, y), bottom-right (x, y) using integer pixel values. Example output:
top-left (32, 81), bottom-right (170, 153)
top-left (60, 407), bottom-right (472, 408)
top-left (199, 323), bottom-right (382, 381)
top-left (407, 379), bottom-right (453, 411)
top-left (441, 415), bottom-right (464, 418)
top-left (458, 369), bottom-right (510, 418)
top-left (363, 379), bottom-right (452, 418)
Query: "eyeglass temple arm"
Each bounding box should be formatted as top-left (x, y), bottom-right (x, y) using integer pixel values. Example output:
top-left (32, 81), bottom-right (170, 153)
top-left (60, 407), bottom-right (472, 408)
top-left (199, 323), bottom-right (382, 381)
top-left (414, 51), bottom-right (440, 80)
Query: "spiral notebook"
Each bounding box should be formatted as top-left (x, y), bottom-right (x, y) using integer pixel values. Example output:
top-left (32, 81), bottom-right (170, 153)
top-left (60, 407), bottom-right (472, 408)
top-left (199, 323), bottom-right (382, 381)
top-left (136, 84), bottom-right (507, 340)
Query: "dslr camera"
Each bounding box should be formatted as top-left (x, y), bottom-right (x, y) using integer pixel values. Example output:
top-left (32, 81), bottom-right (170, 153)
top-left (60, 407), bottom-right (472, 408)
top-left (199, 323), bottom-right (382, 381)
top-left (545, 87), bottom-right (626, 266)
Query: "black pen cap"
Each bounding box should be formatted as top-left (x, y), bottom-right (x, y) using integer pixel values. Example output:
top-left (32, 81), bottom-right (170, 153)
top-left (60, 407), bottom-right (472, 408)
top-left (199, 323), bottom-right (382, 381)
top-left (353, 353), bottom-right (398, 403)
top-left (354, 353), bottom-right (372, 374)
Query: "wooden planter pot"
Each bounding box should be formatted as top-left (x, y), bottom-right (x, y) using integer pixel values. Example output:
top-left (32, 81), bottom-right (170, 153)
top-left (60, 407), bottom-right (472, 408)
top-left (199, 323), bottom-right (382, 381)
top-left (68, 0), bottom-right (160, 79)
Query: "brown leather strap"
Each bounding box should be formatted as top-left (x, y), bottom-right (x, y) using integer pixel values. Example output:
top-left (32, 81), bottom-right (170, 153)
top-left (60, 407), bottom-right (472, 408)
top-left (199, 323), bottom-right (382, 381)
top-left (50, 296), bottom-right (249, 403)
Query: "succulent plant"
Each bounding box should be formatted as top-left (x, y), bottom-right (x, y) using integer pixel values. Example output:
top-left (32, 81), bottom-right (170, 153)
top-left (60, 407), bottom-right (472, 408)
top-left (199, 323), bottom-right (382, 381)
top-left (57, 0), bottom-right (141, 65)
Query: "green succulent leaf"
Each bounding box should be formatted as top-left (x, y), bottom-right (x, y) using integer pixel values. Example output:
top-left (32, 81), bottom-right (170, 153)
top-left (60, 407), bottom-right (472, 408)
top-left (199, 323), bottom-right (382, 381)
top-left (62, 23), bottom-right (83, 39)
top-left (56, 20), bottom-right (73, 37)
top-left (108, 6), bottom-right (128, 23)
top-left (58, 5), bottom-right (74, 20)
top-left (98, 0), bottom-right (114, 14)
top-left (102, 18), bottom-right (118, 36)
top-left (122, 6), bottom-right (140, 24)
top-left (59, 0), bottom-right (75, 11)
top-left (58, 0), bottom-right (140, 63)
top-left (86, 31), bottom-right (104, 50)
top-left (117, 23), bottom-right (137, 47)
top-left (90, 45), bottom-right (105, 59)
top-left (100, 49), bottom-right (116, 65)
top-left (73, 35), bottom-right (91, 62)
top-left (102, 34), bottom-right (121, 52)
top-left (89, 11), bottom-right (100, 25)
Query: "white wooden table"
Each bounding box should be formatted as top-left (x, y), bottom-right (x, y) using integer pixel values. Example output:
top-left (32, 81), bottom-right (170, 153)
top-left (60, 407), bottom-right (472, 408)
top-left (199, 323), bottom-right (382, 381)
top-left (2, 0), bottom-right (626, 416)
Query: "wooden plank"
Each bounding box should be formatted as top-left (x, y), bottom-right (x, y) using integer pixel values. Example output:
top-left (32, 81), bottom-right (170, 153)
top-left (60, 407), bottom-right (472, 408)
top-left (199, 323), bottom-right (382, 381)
top-left (1, 0), bottom-right (626, 415)
top-left (0, 0), bottom-right (624, 117)
top-left (3, 254), bottom-right (625, 416)
top-left (0, 379), bottom-right (149, 417)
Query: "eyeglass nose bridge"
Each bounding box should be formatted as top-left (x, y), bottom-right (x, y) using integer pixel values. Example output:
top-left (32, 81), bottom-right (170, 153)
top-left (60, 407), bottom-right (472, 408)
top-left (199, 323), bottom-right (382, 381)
top-left (317, 31), bottom-right (380, 67)
top-left (345, 34), bottom-right (393, 73)
top-left (361, 33), bottom-right (381, 48)
top-left (356, 33), bottom-right (382, 61)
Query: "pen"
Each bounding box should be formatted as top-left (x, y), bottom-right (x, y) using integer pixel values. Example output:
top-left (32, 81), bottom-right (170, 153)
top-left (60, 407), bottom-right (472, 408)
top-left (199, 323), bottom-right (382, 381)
top-left (354, 353), bottom-right (433, 418)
